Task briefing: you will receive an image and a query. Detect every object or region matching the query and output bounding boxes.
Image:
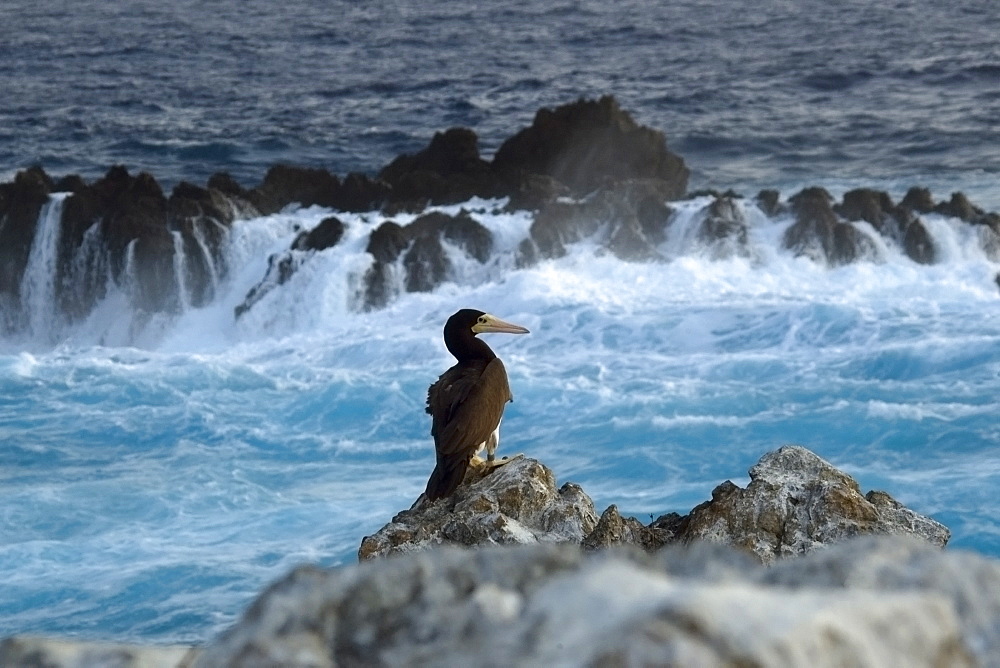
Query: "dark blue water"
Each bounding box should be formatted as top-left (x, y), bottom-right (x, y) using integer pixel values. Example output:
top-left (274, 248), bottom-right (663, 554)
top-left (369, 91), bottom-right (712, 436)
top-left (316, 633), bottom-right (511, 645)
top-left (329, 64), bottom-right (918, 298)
top-left (3, 0), bottom-right (998, 206)
top-left (3, 0), bottom-right (1000, 646)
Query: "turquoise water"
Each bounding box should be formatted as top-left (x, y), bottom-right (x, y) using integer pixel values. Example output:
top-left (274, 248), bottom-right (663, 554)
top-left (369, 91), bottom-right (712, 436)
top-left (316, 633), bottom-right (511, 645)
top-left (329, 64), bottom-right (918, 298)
top-left (2, 197), bottom-right (998, 643)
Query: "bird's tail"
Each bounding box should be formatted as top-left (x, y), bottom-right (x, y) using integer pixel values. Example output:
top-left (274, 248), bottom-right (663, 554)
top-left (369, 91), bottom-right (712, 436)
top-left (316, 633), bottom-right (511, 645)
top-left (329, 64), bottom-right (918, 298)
top-left (424, 454), bottom-right (469, 501)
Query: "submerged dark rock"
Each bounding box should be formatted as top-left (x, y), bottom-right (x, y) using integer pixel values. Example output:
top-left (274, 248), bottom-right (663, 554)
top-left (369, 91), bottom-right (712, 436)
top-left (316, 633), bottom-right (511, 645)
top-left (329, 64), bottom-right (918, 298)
top-left (697, 194), bottom-right (752, 259)
top-left (784, 187), bottom-right (881, 265)
top-left (518, 179), bottom-right (674, 264)
top-left (360, 210), bottom-right (493, 311)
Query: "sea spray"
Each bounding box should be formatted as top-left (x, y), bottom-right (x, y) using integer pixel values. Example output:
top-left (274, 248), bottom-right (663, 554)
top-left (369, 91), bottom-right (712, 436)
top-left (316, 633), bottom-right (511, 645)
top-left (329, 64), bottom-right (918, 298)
top-left (18, 193), bottom-right (70, 341)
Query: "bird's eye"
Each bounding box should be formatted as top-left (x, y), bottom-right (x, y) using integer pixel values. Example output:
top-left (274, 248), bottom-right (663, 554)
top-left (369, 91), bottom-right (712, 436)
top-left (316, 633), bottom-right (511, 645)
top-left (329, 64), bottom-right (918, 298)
top-left (478, 316), bottom-right (486, 323)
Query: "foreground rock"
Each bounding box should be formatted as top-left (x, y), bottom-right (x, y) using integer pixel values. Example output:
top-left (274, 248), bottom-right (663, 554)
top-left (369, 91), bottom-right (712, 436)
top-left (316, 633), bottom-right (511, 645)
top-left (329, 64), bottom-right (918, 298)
top-left (676, 445), bottom-right (951, 564)
top-left (0, 636), bottom-right (197, 668)
top-left (358, 456), bottom-right (598, 560)
top-left (362, 445), bottom-right (949, 564)
top-left (7, 537), bottom-right (998, 667)
top-left (194, 538), bottom-right (996, 666)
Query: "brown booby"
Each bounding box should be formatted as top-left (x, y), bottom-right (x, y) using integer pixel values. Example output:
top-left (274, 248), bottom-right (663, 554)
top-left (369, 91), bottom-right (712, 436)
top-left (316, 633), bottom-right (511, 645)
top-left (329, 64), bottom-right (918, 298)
top-left (424, 309), bottom-right (529, 500)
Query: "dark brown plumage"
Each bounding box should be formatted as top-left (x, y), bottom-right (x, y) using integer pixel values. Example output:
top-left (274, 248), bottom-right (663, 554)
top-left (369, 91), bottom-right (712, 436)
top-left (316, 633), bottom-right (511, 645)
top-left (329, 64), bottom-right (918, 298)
top-left (424, 309), bottom-right (529, 500)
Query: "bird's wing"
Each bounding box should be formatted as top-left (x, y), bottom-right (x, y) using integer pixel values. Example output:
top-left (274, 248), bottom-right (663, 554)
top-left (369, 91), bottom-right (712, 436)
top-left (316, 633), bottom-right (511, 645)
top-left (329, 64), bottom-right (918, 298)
top-left (429, 358), bottom-right (512, 457)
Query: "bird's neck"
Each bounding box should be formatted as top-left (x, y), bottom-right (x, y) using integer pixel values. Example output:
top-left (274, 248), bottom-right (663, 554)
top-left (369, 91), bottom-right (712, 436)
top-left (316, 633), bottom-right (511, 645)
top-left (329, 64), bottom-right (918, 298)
top-left (447, 334), bottom-right (496, 363)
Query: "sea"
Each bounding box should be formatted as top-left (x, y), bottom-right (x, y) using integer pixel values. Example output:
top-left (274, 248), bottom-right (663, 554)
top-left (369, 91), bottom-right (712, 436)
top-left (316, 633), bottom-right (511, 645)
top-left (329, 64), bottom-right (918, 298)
top-left (2, 0), bottom-right (999, 646)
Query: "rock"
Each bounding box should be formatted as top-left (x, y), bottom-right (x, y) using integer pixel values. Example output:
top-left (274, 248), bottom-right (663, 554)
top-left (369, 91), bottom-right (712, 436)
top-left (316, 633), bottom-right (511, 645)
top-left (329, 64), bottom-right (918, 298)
top-left (518, 179), bottom-right (674, 264)
top-left (0, 636), bottom-right (199, 668)
top-left (359, 210), bottom-right (493, 310)
top-left (290, 215), bottom-right (346, 252)
top-left (582, 504), bottom-right (681, 551)
top-left (756, 188), bottom-right (785, 217)
top-left (247, 164), bottom-right (342, 215)
top-left (679, 445), bottom-right (950, 564)
top-left (335, 172), bottom-right (391, 213)
top-left (902, 212), bottom-right (937, 264)
top-left (835, 188), bottom-right (896, 234)
top-left (360, 445), bottom-right (947, 566)
top-left (184, 536), bottom-right (993, 667)
top-left (357, 456), bottom-right (599, 559)
top-left (379, 127), bottom-right (504, 208)
top-left (0, 167), bottom-right (52, 325)
top-left (492, 95), bottom-right (688, 198)
top-left (901, 186), bottom-right (936, 213)
top-left (697, 194), bottom-right (752, 259)
top-left (503, 173), bottom-right (571, 212)
top-left (936, 191), bottom-right (983, 223)
top-left (784, 187), bottom-right (881, 265)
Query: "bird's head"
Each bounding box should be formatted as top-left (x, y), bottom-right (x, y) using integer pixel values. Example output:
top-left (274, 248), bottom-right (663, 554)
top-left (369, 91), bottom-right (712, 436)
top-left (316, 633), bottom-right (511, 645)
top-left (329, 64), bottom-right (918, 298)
top-left (444, 309), bottom-right (529, 359)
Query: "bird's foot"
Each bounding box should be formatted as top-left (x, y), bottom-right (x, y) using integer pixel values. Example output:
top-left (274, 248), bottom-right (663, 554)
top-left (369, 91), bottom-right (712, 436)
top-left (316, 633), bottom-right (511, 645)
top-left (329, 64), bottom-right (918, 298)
top-left (483, 453), bottom-right (524, 469)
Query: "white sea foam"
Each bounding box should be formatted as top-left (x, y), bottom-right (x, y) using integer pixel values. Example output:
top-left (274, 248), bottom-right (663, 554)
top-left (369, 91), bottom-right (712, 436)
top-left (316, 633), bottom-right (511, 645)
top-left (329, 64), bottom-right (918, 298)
top-left (1, 195), bottom-right (998, 643)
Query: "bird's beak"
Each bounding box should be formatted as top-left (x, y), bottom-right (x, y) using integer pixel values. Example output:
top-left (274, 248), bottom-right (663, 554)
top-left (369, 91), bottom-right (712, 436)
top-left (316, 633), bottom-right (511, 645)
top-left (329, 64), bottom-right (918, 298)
top-left (473, 314), bottom-right (530, 335)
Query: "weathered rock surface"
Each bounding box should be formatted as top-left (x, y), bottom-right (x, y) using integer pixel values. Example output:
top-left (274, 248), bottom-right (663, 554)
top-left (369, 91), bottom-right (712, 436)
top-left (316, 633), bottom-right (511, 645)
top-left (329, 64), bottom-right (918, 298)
top-left (678, 445), bottom-right (951, 564)
top-left (358, 456), bottom-right (598, 560)
top-left (184, 537), bottom-right (993, 667)
top-left (8, 537), bottom-right (998, 668)
top-left (362, 445), bottom-right (949, 566)
top-left (784, 187), bottom-right (882, 265)
top-left (0, 636), bottom-right (198, 668)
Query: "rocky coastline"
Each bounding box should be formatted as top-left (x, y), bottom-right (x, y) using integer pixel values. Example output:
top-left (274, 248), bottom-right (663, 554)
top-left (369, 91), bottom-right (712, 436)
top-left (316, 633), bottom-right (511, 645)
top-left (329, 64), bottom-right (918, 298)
top-left (4, 96), bottom-right (1000, 666)
top-left (2, 96), bottom-right (999, 340)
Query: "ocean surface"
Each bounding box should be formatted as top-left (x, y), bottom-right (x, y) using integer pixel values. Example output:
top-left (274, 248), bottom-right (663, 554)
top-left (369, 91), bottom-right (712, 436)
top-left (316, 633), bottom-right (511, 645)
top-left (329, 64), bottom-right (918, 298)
top-left (2, 0), bottom-right (999, 646)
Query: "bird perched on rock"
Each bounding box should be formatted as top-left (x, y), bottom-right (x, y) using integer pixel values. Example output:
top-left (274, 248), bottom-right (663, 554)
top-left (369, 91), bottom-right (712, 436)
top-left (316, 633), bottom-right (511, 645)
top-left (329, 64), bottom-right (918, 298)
top-left (424, 309), bottom-right (529, 500)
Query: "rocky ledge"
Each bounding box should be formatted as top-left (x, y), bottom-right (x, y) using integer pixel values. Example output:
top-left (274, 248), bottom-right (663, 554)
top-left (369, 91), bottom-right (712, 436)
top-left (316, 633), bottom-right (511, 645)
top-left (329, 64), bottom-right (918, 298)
top-left (5, 445), bottom-right (987, 668)
top-left (359, 445), bottom-right (949, 564)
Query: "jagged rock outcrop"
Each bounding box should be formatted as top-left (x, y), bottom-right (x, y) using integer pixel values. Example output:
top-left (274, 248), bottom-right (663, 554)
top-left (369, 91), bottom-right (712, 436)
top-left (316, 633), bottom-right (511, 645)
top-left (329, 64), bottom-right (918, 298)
top-left (0, 165), bottom-right (248, 335)
top-left (517, 178), bottom-right (674, 264)
top-left (5, 97), bottom-right (1000, 340)
top-left (0, 167), bottom-right (52, 326)
top-left (678, 445), bottom-right (950, 564)
top-left (835, 188), bottom-right (936, 264)
top-left (378, 127), bottom-right (505, 209)
top-left (493, 95), bottom-right (688, 200)
top-left (360, 209), bottom-right (493, 310)
top-left (784, 187), bottom-right (881, 265)
top-left (361, 445), bottom-right (948, 566)
top-left (358, 456), bottom-right (598, 560)
top-left (697, 194), bottom-right (753, 259)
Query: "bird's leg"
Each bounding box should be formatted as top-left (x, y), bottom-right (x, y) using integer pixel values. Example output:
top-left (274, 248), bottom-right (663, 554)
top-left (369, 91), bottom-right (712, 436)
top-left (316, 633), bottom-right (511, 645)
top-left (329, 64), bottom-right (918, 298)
top-left (481, 427), bottom-right (523, 469)
top-left (485, 427), bottom-right (499, 462)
